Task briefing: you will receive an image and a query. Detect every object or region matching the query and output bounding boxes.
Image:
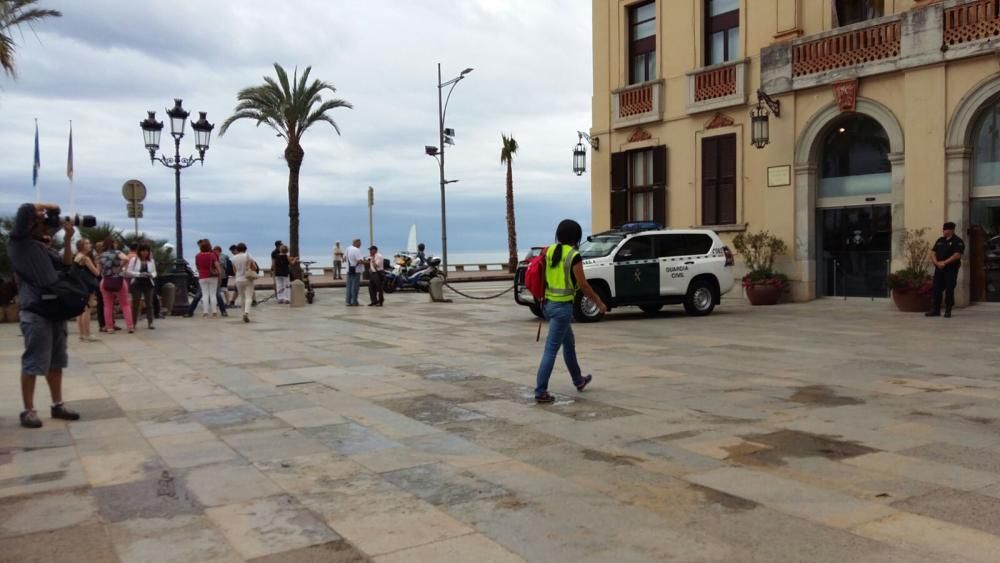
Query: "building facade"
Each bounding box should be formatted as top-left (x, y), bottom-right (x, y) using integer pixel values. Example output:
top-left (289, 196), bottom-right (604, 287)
top-left (591, 0), bottom-right (1000, 304)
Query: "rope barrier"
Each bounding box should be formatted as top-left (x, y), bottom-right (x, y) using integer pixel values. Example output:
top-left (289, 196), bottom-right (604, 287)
top-left (442, 280), bottom-right (517, 300)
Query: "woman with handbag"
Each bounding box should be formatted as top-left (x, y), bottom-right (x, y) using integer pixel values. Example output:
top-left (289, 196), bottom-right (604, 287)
top-left (231, 242), bottom-right (258, 323)
top-left (125, 243), bottom-right (157, 330)
top-left (99, 238), bottom-right (134, 334)
top-left (73, 239), bottom-right (100, 342)
top-left (194, 240), bottom-right (221, 318)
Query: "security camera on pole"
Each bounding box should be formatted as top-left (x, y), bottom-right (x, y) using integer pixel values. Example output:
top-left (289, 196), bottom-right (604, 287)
top-left (122, 179), bottom-right (147, 237)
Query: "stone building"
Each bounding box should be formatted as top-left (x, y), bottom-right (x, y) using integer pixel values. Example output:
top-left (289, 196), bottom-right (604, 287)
top-left (589, 0), bottom-right (1000, 304)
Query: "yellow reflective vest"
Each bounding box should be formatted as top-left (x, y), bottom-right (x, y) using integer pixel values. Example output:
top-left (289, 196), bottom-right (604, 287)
top-left (544, 244), bottom-right (579, 303)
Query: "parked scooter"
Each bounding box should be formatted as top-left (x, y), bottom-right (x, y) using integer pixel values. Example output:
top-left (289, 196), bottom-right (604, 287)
top-left (384, 255), bottom-right (438, 293)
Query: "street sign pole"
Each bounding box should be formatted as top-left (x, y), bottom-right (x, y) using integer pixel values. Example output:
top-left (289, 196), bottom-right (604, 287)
top-left (368, 186), bottom-right (374, 246)
top-left (122, 179), bottom-right (147, 240)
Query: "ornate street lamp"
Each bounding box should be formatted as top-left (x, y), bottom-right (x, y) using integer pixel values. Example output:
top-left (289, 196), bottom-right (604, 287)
top-left (139, 98), bottom-right (213, 314)
top-left (573, 131), bottom-right (598, 176)
top-left (751, 90), bottom-right (781, 149)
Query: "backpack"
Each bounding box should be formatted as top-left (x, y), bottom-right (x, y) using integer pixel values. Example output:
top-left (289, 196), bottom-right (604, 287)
top-left (524, 246), bottom-right (549, 302)
top-left (25, 266), bottom-right (91, 321)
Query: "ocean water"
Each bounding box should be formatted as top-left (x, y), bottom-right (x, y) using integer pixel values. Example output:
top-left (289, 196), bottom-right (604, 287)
top-left (298, 250), bottom-right (510, 268)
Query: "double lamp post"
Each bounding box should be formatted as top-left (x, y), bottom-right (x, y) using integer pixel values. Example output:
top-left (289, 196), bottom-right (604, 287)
top-left (139, 99), bottom-right (214, 313)
top-left (425, 64), bottom-right (472, 279)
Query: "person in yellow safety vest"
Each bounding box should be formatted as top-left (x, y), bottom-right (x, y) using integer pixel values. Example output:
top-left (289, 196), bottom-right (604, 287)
top-left (534, 219), bottom-right (608, 404)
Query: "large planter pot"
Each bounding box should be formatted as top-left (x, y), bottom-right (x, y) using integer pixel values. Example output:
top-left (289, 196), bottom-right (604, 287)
top-left (891, 288), bottom-right (932, 313)
top-left (745, 283), bottom-right (782, 306)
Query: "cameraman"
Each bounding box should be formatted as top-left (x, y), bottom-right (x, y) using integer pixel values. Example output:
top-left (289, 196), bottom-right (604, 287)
top-left (6, 203), bottom-right (81, 428)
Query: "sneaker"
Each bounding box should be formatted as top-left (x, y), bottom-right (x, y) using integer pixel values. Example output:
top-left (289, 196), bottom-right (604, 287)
top-left (535, 393), bottom-right (556, 404)
top-left (127, 327), bottom-right (135, 334)
top-left (243, 313), bottom-right (250, 323)
top-left (576, 374), bottom-right (593, 392)
top-left (20, 410), bottom-right (42, 428)
top-left (51, 403), bottom-right (80, 421)
top-left (944, 308), bottom-right (952, 318)
top-left (84, 335), bottom-right (100, 342)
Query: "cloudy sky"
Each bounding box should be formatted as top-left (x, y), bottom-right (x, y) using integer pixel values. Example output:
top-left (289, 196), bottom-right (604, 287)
top-left (0, 0), bottom-right (592, 263)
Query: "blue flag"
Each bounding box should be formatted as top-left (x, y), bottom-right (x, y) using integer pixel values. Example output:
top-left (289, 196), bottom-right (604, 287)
top-left (33, 120), bottom-right (40, 187)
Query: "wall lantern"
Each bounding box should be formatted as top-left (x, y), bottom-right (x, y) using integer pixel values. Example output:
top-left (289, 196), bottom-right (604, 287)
top-left (573, 131), bottom-right (598, 176)
top-left (750, 89), bottom-right (781, 149)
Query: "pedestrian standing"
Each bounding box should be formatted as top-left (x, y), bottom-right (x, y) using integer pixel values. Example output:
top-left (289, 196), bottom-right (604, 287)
top-left (366, 245), bottom-right (385, 306)
top-left (274, 245), bottom-right (291, 304)
top-left (7, 203), bottom-right (81, 428)
top-left (99, 238), bottom-right (135, 334)
top-left (227, 244), bottom-right (239, 306)
top-left (533, 220), bottom-right (607, 404)
top-left (73, 239), bottom-right (100, 342)
top-left (195, 240), bottom-right (221, 318)
top-left (345, 238), bottom-right (364, 306)
top-left (125, 243), bottom-right (157, 330)
top-left (333, 241), bottom-right (344, 280)
top-left (232, 243), bottom-right (258, 323)
top-left (926, 221), bottom-right (966, 318)
top-left (215, 246), bottom-right (232, 312)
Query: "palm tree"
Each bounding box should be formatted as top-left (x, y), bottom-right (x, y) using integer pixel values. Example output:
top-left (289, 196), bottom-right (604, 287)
top-left (0, 0), bottom-right (62, 77)
top-left (219, 63), bottom-right (352, 257)
top-left (500, 134), bottom-right (519, 273)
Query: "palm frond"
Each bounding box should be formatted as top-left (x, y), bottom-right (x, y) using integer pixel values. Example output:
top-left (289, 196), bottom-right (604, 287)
top-left (500, 133), bottom-right (518, 164)
top-left (0, 0), bottom-right (61, 76)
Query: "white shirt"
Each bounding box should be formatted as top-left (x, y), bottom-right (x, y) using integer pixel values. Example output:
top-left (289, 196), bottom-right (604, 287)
top-left (369, 252), bottom-right (385, 272)
top-left (231, 252), bottom-right (256, 282)
top-left (124, 256), bottom-right (157, 279)
top-left (346, 245), bottom-right (365, 274)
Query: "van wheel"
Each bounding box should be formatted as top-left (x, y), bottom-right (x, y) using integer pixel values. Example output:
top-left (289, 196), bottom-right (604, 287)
top-left (639, 304), bottom-right (663, 314)
top-left (574, 286), bottom-right (608, 323)
top-left (528, 303), bottom-right (544, 319)
top-left (683, 279), bottom-right (716, 316)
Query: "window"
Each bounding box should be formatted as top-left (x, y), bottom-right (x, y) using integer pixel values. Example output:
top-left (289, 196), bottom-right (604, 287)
top-left (615, 236), bottom-right (654, 262)
top-left (701, 134), bottom-right (737, 225)
top-left (973, 101), bottom-right (1000, 188)
top-left (611, 146), bottom-right (667, 228)
top-left (819, 114), bottom-right (890, 199)
top-left (629, 2), bottom-right (656, 84)
top-left (833, 0), bottom-right (883, 27)
top-left (705, 0), bottom-right (739, 66)
top-left (656, 234), bottom-right (713, 258)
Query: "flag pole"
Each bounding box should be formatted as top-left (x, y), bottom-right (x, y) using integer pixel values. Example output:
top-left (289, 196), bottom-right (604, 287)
top-left (68, 120), bottom-right (75, 215)
top-left (33, 118), bottom-right (40, 201)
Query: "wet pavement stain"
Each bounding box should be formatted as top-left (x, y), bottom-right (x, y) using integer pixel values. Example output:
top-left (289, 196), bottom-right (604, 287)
top-left (377, 394), bottom-right (489, 425)
top-left (92, 475), bottom-right (201, 523)
top-left (691, 411), bottom-right (761, 424)
top-left (67, 398), bottom-right (126, 421)
top-left (547, 399), bottom-right (641, 422)
top-left (726, 430), bottom-right (877, 466)
top-left (442, 420), bottom-right (563, 454)
top-left (788, 385), bottom-right (864, 407)
top-left (184, 404), bottom-right (271, 429)
top-left (654, 430), bottom-right (701, 441)
top-left (581, 449), bottom-right (644, 466)
top-left (381, 463), bottom-right (511, 507)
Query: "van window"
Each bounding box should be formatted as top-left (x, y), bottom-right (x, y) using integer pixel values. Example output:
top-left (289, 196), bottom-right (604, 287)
top-left (655, 234), bottom-right (714, 257)
top-left (614, 236), bottom-right (654, 262)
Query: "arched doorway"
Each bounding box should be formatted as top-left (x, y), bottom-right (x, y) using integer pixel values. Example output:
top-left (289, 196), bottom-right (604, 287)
top-left (968, 102), bottom-right (1000, 302)
top-left (816, 114), bottom-right (893, 298)
top-left (794, 99), bottom-right (905, 301)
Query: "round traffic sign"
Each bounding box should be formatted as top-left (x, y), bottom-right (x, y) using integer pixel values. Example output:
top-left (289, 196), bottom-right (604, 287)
top-left (122, 179), bottom-right (147, 202)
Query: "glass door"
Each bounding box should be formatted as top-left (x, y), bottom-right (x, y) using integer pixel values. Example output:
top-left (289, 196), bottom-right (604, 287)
top-left (970, 198), bottom-right (1000, 302)
top-left (817, 204), bottom-right (891, 298)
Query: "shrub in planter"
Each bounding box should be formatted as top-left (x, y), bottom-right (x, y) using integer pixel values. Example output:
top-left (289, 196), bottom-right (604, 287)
top-left (732, 230), bottom-right (789, 306)
top-left (888, 228), bottom-right (933, 312)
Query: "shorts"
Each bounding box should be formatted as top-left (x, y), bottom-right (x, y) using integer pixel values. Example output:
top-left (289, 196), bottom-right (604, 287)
top-left (20, 310), bottom-right (69, 376)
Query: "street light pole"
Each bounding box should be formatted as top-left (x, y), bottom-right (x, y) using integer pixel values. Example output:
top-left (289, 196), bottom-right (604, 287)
top-left (437, 63), bottom-right (448, 278)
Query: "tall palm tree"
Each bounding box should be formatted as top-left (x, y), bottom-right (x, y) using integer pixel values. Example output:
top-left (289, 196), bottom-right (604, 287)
top-left (500, 134), bottom-right (519, 273)
top-left (219, 63), bottom-right (352, 257)
top-left (0, 0), bottom-right (61, 77)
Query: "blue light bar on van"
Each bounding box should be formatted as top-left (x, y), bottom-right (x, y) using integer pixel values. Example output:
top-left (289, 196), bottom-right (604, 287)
top-left (619, 221), bottom-right (662, 232)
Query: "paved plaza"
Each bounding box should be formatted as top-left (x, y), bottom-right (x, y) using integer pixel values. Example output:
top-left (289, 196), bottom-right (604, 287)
top-left (1, 285), bottom-right (1000, 562)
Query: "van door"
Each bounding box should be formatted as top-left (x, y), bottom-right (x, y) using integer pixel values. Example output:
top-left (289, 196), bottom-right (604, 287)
top-left (653, 234), bottom-right (685, 296)
top-left (613, 235), bottom-right (659, 304)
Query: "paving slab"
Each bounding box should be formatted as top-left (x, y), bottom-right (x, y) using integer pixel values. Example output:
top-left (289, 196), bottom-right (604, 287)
top-left (205, 495), bottom-right (340, 560)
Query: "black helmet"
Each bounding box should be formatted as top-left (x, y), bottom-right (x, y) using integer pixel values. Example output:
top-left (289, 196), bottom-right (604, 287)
top-left (418, 243), bottom-right (425, 251)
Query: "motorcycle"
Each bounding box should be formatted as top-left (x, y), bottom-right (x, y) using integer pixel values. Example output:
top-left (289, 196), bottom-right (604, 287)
top-left (383, 256), bottom-right (439, 293)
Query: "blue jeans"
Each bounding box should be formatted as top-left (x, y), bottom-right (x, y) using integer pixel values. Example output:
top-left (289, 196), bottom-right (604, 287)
top-left (535, 301), bottom-right (584, 397)
top-left (346, 272), bottom-right (361, 305)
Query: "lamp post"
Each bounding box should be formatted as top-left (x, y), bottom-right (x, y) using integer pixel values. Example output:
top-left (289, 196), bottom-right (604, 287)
top-left (573, 131), bottom-right (599, 176)
top-left (751, 90), bottom-right (780, 149)
top-left (139, 98), bottom-right (214, 314)
top-left (425, 63), bottom-right (473, 279)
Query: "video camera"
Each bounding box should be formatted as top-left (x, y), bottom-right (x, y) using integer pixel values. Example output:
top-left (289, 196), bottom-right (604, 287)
top-left (44, 208), bottom-right (96, 232)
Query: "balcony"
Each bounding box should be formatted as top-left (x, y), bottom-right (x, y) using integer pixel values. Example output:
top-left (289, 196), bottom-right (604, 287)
top-left (686, 58), bottom-right (750, 114)
top-left (761, 0), bottom-right (1000, 96)
top-left (611, 80), bottom-right (663, 129)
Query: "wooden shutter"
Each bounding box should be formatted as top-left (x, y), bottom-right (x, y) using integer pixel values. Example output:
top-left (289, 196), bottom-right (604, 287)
top-left (718, 134), bottom-right (737, 225)
top-left (652, 145), bottom-right (667, 226)
top-left (701, 137), bottom-right (719, 225)
top-left (611, 152), bottom-right (628, 228)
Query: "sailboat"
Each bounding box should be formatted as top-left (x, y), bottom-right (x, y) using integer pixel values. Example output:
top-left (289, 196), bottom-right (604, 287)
top-left (406, 224), bottom-right (418, 254)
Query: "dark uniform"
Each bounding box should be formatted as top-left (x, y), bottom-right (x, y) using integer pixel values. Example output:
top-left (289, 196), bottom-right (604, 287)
top-left (929, 233), bottom-right (965, 316)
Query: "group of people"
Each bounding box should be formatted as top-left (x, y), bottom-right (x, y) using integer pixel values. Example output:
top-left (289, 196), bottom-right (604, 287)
top-left (193, 240), bottom-right (260, 323)
top-left (336, 239), bottom-right (387, 307)
top-left (71, 235), bottom-right (160, 338)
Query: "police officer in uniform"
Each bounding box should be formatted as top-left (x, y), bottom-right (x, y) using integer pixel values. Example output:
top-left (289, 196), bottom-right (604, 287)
top-left (926, 221), bottom-right (965, 318)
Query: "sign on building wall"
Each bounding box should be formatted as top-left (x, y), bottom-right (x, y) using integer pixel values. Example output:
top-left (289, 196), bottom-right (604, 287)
top-left (767, 165), bottom-right (791, 187)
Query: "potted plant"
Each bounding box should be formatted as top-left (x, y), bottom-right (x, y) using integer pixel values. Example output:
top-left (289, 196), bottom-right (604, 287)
top-left (887, 228), bottom-right (933, 313)
top-left (732, 230), bottom-right (789, 306)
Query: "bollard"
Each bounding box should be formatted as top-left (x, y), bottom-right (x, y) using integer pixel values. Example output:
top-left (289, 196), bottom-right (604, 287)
top-left (159, 282), bottom-right (176, 316)
top-left (429, 277), bottom-right (450, 302)
top-left (289, 279), bottom-right (306, 307)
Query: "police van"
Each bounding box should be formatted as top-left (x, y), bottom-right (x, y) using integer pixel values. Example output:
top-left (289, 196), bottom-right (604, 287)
top-left (515, 222), bottom-right (736, 322)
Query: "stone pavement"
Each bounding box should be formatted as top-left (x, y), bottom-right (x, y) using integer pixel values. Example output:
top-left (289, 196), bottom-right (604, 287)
top-left (1, 284), bottom-right (1000, 562)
